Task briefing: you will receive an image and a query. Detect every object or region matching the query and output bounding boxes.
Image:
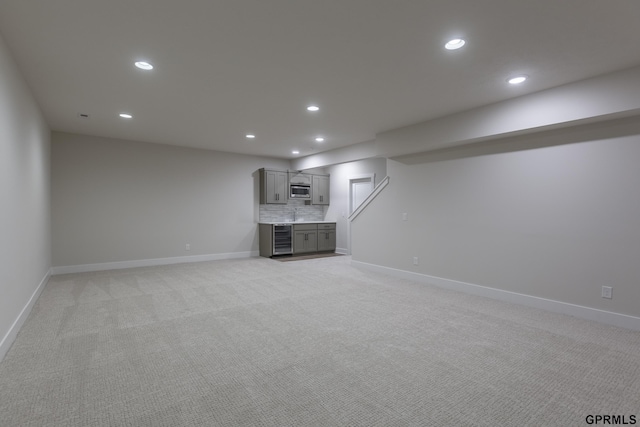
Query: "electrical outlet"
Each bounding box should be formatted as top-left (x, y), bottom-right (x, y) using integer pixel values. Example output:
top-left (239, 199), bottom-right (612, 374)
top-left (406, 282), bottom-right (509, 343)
top-left (413, 256), bottom-right (419, 265)
top-left (601, 286), bottom-right (612, 299)
top-left (185, 244), bottom-right (190, 251)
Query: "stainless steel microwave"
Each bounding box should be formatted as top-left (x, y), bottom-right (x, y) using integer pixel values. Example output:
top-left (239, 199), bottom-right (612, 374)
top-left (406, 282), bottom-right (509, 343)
top-left (290, 184), bottom-right (311, 199)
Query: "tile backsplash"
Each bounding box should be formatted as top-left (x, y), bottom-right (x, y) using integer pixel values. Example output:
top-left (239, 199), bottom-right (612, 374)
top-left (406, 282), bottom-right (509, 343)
top-left (259, 199), bottom-right (325, 222)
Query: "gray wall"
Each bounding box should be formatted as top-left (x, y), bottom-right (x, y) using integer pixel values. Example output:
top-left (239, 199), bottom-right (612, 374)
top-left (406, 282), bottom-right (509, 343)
top-left (51, 132), bottom-right (289, 267)
top-left (324, 158), bottom-right (387, 253)
top-left (0, 34), bottom-right (51, 358)
top-left (352, 118), bottom-right (640, 318)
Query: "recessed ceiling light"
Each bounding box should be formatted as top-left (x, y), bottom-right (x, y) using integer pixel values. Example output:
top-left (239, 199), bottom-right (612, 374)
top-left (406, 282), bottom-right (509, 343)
top-left (119, 113), bottom-right (133, 119)
top-left (246, 134), bottom-right (256, 139)
top-left (315, 137), bottom-right (324, 142)
top-left (307, 105), bottom-right (319, 112)
top-left (508, 75), bottom-right (528, 85)
top-left (292, 150), bottom-right (300, 155)
top-left (445, 39), bottom-right (466, 50)
top-left (134, 61), bottom-right (154, 70)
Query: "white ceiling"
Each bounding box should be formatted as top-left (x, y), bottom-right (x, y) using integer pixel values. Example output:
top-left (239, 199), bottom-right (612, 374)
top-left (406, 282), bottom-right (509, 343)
top-left (1, 0), bottom-right (639, 159)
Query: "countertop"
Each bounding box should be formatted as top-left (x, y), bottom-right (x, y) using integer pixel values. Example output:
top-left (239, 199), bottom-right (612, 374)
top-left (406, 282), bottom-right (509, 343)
top-left (259, 221), bottom-right (336, 225)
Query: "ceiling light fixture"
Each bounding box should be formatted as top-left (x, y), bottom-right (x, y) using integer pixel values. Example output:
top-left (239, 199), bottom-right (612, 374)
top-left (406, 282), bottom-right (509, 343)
top-left (508, 75), bottom-right (528, 84)
top-left (119, 113), bottom-right (133, 119)
top-left (245, 134), bottom-right (256, 139)
top-left (134, 61), bottom-right (154, 70)
top-left (306, 105), bottom-right (319, 112)
top-left (445, 39), bottom-right (466, 50)
top-left (315, 137), bottom-right (324, 142)
top-left (292, 150), bottom-right (300, 155)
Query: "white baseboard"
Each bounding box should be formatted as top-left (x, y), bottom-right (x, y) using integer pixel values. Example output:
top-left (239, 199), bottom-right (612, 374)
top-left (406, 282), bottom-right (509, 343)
top-left (335, 247), bottom-right (349, 255)
top-left (51, 251), bottom-right (259, 275)
top-left (0, 269), bottom-right (51, 362)
top-left (351, 260), bottom-right (640, 331)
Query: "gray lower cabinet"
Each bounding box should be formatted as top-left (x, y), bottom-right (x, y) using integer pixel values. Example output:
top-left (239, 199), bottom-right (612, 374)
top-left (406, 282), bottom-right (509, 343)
top-left (258, 224), bottom-right (274, 257)
top-left (293, 224), bottom-right (318, 254)
top-left (260, 222), bottom-right (336, 257)
top-left (317, 223), bottom-right (336, 252)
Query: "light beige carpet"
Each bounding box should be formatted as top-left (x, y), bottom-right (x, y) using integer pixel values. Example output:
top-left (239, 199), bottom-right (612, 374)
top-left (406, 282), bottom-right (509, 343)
top-left (1, 256), bottom-right (639, 426)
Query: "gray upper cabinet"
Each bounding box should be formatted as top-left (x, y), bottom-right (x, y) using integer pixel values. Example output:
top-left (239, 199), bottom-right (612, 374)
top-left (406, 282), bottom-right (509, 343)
top-left (312, 174), bottom-right (330, 205)
top-left (259, 168), bottom-right (288, 204)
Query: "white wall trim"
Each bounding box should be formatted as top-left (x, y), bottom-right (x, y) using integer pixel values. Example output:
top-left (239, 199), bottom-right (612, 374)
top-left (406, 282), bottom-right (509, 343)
top-left (51, 251), bottom-right (259, 275)
top-left (348, 173), bottom-right (375, 215)
top-left (335, 247), bottom-right (349, 255)
top-left (348, 173), bottom-right (376, 184)
top-left (0, 269), bottom-right (51, 362)
top-left (351, 260), bottom-right (640, 331)
top-left (348, 176), bottom-right (390, 222)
